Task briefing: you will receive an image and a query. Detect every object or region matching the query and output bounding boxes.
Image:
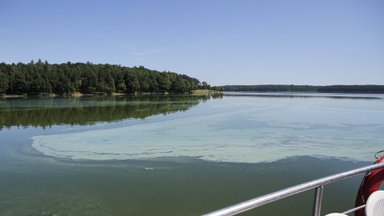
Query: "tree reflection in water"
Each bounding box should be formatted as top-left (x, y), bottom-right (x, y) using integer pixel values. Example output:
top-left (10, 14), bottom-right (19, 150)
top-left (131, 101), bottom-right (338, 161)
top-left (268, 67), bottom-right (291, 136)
top-left (0, 94), bottom-right (223, 129)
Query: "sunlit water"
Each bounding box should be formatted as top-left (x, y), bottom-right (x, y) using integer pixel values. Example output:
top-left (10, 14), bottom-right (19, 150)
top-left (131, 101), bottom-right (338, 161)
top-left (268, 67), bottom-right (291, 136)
top-left (32, 94), bottom-right (384, 163)
top-left (1, 93), bottom-right (383, 215)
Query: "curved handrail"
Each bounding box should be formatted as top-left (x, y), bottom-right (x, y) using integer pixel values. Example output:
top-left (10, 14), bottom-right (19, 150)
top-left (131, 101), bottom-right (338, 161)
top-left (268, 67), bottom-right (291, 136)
top-left (203, 162), bottom-right (384, 216)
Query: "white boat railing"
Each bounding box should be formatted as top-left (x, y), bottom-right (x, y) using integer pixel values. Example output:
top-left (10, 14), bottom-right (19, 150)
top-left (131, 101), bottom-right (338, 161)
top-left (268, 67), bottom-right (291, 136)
top-left (203, 162), bottom-right (384, 216)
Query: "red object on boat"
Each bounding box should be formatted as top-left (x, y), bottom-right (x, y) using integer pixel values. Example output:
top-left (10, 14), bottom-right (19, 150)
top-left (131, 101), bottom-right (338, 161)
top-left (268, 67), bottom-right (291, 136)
top-left (355, 156), bottom-right (384, 216)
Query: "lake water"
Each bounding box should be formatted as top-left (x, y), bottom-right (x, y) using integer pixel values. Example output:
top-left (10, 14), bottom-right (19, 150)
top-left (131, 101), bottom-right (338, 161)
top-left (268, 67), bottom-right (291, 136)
top-left (1, 93), bottom-right (383, 215)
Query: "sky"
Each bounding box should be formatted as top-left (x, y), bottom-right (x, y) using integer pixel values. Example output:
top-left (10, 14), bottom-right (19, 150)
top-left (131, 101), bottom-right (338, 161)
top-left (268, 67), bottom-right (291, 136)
top-left (0, 0), bottom-right (383, 86)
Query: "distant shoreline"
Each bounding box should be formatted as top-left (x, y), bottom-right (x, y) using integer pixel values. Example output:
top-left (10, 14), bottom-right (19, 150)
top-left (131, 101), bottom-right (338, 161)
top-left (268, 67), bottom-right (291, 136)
top-left (2, 85), bottom-right (383, 99)
top-left (0, 90), bottom-right (221, 99)
top-left (221, 85), bottom-right (384, 94)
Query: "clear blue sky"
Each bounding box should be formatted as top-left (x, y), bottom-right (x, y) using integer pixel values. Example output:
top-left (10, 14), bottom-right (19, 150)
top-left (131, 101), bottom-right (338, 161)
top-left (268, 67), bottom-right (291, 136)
top-left (1, 0), bottom-right (383, 86)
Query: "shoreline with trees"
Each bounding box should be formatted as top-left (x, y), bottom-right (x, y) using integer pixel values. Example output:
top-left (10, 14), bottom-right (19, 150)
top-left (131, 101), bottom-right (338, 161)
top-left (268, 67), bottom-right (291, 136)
top-left (1, 60), bottom-right (383, 98)
top-left (0, 60), bottom-right (209, 97)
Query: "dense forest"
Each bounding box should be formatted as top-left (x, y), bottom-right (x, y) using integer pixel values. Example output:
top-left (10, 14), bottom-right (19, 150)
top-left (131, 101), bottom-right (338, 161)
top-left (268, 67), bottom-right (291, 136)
top-left (223, 85), bottom-right (384, 93)
top-left (0, 60), bottom-right (209, 95)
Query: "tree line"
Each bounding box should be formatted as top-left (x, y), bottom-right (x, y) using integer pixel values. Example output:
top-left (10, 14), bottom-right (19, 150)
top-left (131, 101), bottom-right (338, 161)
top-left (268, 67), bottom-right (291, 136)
top-left (0, 60), bottom-right (208, 95)
top-left (223, 85), bottom-right (384, 93)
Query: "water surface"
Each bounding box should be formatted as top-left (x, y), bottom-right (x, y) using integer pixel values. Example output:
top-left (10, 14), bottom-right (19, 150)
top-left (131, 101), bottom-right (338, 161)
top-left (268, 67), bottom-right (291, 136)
top-left (0, 93), bottom-right (383, 215)
top-left (31, 93), bottom-right (384, 162)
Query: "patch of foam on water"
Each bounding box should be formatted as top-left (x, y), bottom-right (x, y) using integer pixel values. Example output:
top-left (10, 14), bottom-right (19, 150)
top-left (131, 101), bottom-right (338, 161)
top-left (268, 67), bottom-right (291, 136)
top-left (31, 97), bottom-right (384, 163)
top-left (31, 122), bottom-right (383, 163)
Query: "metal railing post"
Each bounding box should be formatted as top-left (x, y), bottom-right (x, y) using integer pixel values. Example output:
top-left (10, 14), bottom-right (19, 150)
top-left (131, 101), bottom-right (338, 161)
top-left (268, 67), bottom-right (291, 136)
top-left (312, 185), bottom-right (324, 216)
